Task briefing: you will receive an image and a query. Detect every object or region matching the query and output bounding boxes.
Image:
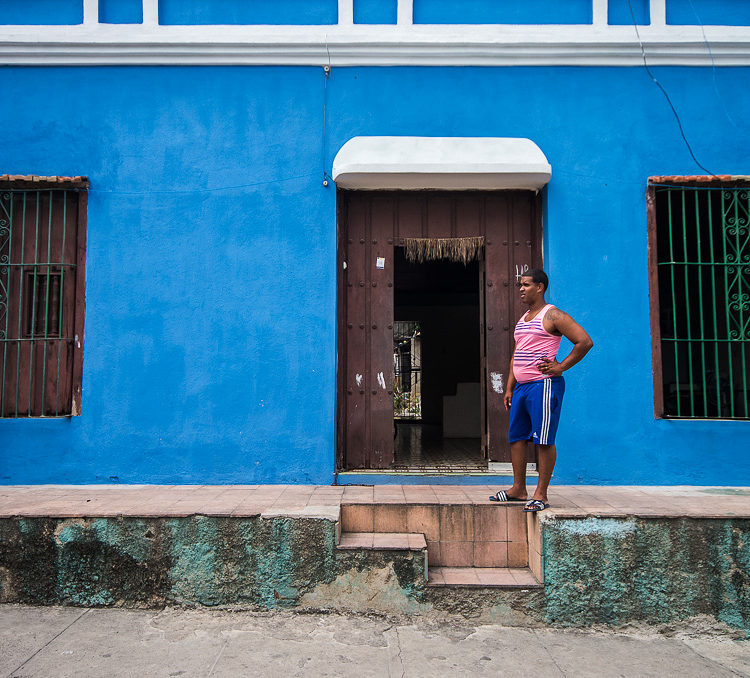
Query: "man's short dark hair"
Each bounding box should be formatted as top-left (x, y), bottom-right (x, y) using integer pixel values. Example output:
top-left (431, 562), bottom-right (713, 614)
top-left (521, 269), bottom-right (549, 292)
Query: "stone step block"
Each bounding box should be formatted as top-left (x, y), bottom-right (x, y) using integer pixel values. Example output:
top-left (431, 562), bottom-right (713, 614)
top-left (337, 531), bottom-right (427, 551)
top-left (427, 566), bottom-right (541, 589)
top-left (341, 502), bottom-right (528, 546)
top-left (340, 501), bottom-right (531, 567)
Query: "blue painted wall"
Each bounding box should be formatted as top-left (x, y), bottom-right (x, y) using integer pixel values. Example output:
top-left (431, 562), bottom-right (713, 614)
top-left (354, 0), bottom-right (398, 25)
top-left (667, 0), bottom-right (750, 25)
top-left (0, 0), bottom-right (82, 25)
top-left (608, 0), bottom-right (649, 25)
top-left (0, 64), bottom-right (749, 486)
top-left (3, 0), bottom-right (747, 28)
top-left (413, 0), bottom-right (592, 24)
top-left (99, 0), bottom-right (143, 25)
top-left (157, 0), bottom-right (338, 25)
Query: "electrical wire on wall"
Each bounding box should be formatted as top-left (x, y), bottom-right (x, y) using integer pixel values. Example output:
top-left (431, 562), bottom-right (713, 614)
top-left (687, 0), bottom-right (741, 130)
top-left (627, 0), bottom-right (716, 176)
top-left (91, 43), bottom-right (336, 196)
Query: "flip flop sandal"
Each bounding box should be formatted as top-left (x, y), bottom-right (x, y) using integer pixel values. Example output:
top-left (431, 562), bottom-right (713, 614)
top-left (489, 491), bottom-right (526, 503)
top-left (523, 499), bottom-right (550, 512)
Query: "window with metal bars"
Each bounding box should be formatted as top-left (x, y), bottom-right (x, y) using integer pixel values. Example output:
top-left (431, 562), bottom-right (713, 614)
top-left (0, 179), bottom-right (88, 417)
top-left (648, 178), bottom-right (750, 420)
top-left (393, 320), bottom-right (422, 419)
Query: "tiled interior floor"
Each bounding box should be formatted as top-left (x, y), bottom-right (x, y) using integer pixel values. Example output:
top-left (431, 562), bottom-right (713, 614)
top-left (392, 422), bottom-right (486, 472)
top-left (1, 485), bottom-right (749, 518)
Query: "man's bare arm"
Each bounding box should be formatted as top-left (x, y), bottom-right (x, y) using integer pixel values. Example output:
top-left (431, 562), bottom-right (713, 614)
top-left (504, 355), bottom-right (517, 410)
top-left (538, 308), bottom-right (593, 377)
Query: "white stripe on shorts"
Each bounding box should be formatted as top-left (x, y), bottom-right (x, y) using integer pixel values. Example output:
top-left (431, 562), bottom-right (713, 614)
top-left (541, 377), bottom-right (551, 444)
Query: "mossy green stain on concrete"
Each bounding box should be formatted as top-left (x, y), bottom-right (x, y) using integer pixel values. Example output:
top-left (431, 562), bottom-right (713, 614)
top-left (553, 517), bottom-right (637, 537)
top-left (3, 512), bottom-right (748, 631)
top-left (18, 518), bottom-right (36, 535)
top-left (542, 518), bottom-right (643, 625)
top-left (52, 518), bottom-right (171, 607)
top-left (541, 516), bottom-right (750, 632)
top-left (56, 522), bottom-right (84, 545)
top-left (253, 517), bottom-right (340, 609)
top-left (713, 521), bottom-right (750, 631)
top-left (2, 515), bottom-right (346, 609)
top-left (69, 588), bottom-right (115, 606)
top-left (90, 518), bottom-right (155, 563)
top-left (164, 515), bottom-right (340, 609)
top-left (55, 518), bottom-right (156, 562)
top-left (166, 516), bottom-right (224, 606)
top-left (253, 518), bottom-right (300, 608)
top-left (0, 518), bottom-right (57, 604)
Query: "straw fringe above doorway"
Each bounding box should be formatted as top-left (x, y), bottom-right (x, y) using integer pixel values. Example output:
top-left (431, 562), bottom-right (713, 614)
top-left (403, 236), bottom-right (484, 265)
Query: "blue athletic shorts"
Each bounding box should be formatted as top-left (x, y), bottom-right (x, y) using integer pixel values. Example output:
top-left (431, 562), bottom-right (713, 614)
top-left (508, 377), bottom-right (565, 445)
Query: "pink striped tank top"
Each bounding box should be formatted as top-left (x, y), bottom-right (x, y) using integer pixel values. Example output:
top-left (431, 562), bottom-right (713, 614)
top-left (513, 304), bottom-right (562, 384)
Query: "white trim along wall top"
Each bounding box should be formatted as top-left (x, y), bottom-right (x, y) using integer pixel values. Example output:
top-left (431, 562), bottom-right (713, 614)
top-left (2, 0), bottom-right (750, 66)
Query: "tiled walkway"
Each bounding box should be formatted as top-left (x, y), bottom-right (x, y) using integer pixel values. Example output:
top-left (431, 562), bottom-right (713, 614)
top-left (0, 485), bottom-right (748, 518)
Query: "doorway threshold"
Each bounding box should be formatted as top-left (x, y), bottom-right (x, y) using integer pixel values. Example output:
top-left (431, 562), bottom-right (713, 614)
top-left (489, 462), bottom-right (537, 473)
top-left (339, 464), bottom-right (538, 476)
top-left (336, 469), bottom-right (539, 486)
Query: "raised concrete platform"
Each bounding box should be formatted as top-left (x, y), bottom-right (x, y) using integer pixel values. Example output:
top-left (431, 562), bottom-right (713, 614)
top-left (0, 485), bottom-right (748, 633)
top-left (3, 484), bottom-right (748, 519)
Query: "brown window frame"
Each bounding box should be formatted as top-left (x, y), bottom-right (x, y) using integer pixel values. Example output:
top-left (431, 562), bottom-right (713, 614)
top-left (647, 175), bottom-right (750, 420)
top-left (0, 175), bottom-right (88, 417)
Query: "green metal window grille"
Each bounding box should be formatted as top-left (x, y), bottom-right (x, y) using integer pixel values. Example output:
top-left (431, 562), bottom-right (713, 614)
top-left (0, 188), bottom-right (81, 417)
top-left (653, 185), bottom-right (750, 419)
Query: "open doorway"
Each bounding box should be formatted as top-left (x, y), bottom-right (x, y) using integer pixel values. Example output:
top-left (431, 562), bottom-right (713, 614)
top-left (337, 190), bottom-right (542, 471)
top-left (392, 247), bottom-right (484, 470)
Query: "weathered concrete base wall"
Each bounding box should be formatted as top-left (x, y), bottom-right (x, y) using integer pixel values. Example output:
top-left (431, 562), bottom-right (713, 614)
top-left (0, 516), bottom-right (426, 611)
top-left (541, 517), bottom-right (750, 632)
top-left (2, 515), bottom-right (748, 633)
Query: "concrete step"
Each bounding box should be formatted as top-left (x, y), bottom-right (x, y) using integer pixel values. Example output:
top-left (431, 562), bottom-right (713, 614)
top-left (427, 566), bottom-right (541, 589)
top-left (337, 531), bottom-right (427, 551)
top-left (340, 502), bottom-right (531, 568)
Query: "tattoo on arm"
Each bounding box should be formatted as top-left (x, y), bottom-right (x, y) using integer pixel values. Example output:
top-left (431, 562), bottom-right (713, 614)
top-left (546, 307), bottom-right (565, 334)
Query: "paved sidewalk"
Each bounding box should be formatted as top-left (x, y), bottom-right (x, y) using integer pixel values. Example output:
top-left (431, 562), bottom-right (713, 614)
top-left (2, 484), bottom-right (749, 518)
top-left (1, 606), bottom-right (748, 678)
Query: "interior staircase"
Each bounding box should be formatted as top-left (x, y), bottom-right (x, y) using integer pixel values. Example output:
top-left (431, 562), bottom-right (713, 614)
top-left (338, 492), bottom-right (542, 588)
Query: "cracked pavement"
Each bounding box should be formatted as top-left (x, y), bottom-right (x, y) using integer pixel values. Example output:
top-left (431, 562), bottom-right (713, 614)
top-left (1, 605), bottom-right (748, 677)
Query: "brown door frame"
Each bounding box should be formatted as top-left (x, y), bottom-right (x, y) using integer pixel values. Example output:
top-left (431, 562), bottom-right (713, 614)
top-left (482, 192), bottom-right (544, 464)
top-left (337, 190), bottom-right (543, 470)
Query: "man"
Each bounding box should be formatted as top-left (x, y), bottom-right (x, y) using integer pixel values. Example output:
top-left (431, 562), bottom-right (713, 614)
top-left (490, 269), bottom-right (593, 511)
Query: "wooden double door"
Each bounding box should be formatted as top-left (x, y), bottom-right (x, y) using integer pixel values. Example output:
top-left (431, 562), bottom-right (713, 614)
top-left (337, 191), bottom-right (542, 469)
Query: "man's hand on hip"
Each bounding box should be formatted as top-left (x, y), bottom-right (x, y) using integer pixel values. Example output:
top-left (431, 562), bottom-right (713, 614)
top-left (537, 357), bottom-right (564, 378)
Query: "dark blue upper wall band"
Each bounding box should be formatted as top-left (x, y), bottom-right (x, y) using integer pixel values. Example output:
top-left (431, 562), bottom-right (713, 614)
top-left (354, 0), bottom-right (398, 25)
top-left (608, 0), bottom-right (650, 25)
top-left (158, 0), bottom-right (338, 26)
top-left (413, 0), bottom-right (593, 25)
top-left (0, 0), bottom-right (82, 25)
top-left (3, 0), bottom-right (750, 27)
top-left (100, 0), bottom-right (143, 25)
top-left (667, 0), bottom-right (750, 25)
